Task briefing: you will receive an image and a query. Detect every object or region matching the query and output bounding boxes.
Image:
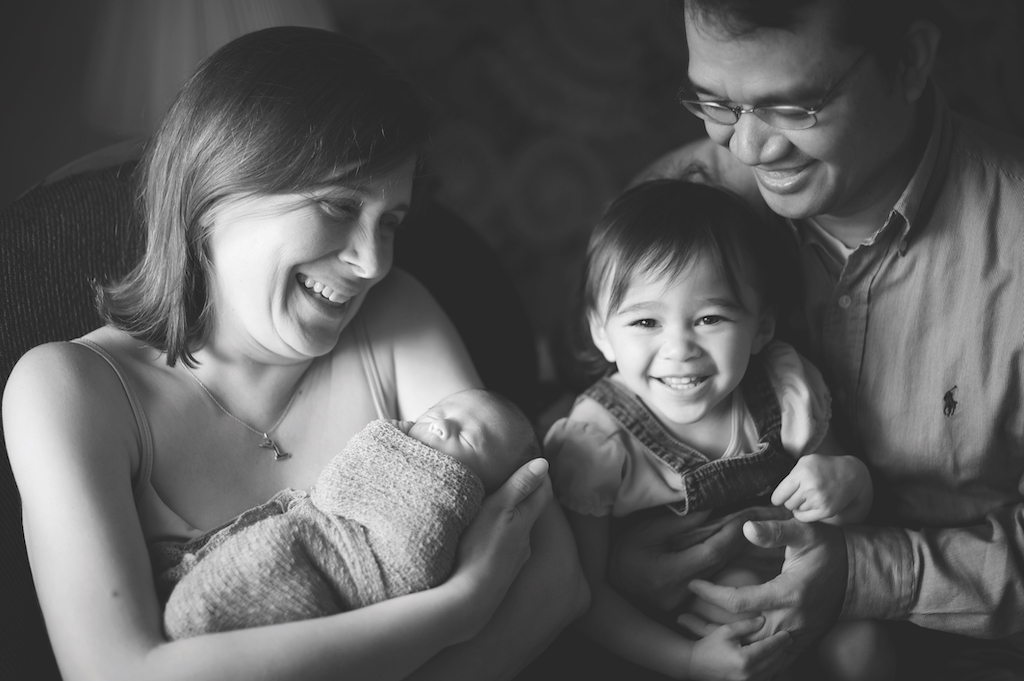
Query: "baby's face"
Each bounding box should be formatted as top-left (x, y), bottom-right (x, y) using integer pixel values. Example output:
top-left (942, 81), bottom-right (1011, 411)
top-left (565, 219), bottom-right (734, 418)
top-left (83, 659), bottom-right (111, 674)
top-left (407, 390), bottom-right (523, 491)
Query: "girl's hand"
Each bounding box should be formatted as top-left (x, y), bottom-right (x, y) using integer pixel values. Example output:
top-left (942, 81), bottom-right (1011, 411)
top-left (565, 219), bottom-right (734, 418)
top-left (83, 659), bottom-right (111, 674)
top-left (445, 458), bottom-right (552, 638)
top-left (771, 454), bottom-right (859, 523)
top-left (687, 617), bottom-right (791, 681)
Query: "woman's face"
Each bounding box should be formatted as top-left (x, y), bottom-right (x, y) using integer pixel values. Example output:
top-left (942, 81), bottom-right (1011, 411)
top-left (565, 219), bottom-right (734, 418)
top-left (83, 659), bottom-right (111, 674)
top-left (205, 159), bottom-right (416, 362)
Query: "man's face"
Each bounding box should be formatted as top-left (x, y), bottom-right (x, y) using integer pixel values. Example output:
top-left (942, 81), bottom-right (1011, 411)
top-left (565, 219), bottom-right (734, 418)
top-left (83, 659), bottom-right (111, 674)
top-left (684, 4), bottom-right (918, 223)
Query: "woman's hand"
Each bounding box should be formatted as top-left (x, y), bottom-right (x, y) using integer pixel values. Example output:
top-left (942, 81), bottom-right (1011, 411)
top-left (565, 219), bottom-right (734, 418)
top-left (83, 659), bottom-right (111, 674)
top-left (445, 458), bottom-right (553, 639)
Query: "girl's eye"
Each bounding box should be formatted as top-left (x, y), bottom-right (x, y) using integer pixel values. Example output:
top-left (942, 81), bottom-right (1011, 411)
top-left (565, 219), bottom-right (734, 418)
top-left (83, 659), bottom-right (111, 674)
top-left (696, 315), bottom-right (724, 326)
top-left (318, 199), bottom-right (360, 220)
top-left (630, 318), bottom-right (657, 329)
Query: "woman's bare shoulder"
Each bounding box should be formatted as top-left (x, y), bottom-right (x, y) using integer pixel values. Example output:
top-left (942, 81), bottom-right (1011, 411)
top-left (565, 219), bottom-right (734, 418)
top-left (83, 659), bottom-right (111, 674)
top-left (3, 327), bottom-right (151, 475)
top-left (361, 267), bottom-right (436, 322)
top-left (357, 267), bottom-right (456, 353)
top-left (357, 268), bottom-right (480, 419)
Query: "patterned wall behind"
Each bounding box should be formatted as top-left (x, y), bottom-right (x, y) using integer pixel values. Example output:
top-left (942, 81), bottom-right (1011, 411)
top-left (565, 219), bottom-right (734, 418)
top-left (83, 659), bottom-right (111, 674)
top-left (4, 0), bottom-right (1021, 393)
top-left (326, 0), bottom-right (1024, 388)
top-left (331, 0), bottom-right (702, 383)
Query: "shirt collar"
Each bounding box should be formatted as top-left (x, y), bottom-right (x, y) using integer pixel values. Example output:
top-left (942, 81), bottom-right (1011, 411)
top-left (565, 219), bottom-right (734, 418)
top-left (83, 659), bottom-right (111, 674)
top-left (790, 81), bottom-right (953, 258)
top-left (887, 81), bottom-right (954, 254)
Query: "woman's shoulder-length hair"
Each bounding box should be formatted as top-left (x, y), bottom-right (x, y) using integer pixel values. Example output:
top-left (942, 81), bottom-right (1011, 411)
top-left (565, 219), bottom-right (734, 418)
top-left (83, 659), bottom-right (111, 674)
top-left (97, 27), bottom-right (431, 367)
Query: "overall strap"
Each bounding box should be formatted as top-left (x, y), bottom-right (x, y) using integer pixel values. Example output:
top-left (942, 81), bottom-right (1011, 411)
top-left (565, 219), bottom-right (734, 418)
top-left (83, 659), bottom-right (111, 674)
top-left (675, 355), bottom-right (792, 514)
top-left (583, 377), bottom-right (708, 475)
top-left (583, 356), bottom-right (794, 516)
top-left (740, 354), bottom-right (783, 445)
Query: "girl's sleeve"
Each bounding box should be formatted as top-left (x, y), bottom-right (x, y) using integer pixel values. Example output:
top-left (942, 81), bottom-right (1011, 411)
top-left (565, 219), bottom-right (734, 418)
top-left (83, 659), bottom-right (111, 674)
top-left (543, 413), bottom-right (628, 517)
top-left (760, 341), bottom-right (832, 457)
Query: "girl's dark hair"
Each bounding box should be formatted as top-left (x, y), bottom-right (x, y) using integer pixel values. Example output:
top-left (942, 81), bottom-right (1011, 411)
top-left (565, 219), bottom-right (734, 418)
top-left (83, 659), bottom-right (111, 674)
top-left (575, 175), bottom-right (794, 379)
top-left (98, 27), bottom-right (431, 366)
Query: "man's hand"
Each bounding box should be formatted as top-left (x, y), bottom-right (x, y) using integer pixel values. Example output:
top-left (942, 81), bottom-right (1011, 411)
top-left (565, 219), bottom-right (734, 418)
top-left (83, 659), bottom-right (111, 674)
top-left (608, 506), bottom-right (788, 611)
top-left (687, 519), bottom-right (848, 661)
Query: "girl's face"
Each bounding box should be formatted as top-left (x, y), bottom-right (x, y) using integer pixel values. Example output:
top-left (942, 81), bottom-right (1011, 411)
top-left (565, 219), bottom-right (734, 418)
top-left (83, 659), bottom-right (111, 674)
top-left (590, 254), bottom-right (774, 435)
top-left (205, 159), bottom-right (415, 362)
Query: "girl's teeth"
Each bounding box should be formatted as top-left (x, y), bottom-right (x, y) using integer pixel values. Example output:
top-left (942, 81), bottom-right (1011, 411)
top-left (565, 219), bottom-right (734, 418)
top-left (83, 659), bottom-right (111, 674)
top-left (661, 376), bottom-right (705, 389)
top-left (327, 291), bottom-right (347, 304)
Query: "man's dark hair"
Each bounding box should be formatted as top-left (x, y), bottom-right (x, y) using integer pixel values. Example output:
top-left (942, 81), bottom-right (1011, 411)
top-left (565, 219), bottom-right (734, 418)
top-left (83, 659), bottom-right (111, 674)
top-left (682, 0), bottom-right (933, 73)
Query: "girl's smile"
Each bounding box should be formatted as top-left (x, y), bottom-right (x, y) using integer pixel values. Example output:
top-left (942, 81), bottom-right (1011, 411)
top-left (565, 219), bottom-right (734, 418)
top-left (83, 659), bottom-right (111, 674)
top-left (656, 374), bottom-right (710, 390)
top-left (591, 254), bottom-right (773, 448)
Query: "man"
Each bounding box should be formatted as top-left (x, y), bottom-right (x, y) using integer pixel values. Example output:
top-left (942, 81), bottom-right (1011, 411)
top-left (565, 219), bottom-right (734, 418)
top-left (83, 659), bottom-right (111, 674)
top-left (611, 0), bottom-right (1024, 677)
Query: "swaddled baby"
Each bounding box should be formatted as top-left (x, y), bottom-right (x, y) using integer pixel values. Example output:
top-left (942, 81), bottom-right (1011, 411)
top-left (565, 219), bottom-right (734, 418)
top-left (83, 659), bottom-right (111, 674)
top-left (158, 388), bottom-right (540, 639)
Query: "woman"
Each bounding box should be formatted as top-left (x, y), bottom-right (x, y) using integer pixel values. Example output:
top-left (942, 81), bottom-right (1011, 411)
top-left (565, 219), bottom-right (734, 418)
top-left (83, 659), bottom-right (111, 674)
top-left (3, 27), bottom-right (587, 681)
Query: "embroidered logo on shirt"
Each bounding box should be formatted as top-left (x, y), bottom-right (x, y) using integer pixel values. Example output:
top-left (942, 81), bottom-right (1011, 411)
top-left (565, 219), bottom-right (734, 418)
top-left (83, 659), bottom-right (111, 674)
top-left (943, 386), bottom-right (958, 417)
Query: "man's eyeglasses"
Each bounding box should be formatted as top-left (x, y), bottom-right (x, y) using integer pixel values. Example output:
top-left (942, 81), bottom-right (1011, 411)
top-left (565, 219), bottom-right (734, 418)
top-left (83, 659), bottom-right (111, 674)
top-left (678, 50), bottom-right (870, 131)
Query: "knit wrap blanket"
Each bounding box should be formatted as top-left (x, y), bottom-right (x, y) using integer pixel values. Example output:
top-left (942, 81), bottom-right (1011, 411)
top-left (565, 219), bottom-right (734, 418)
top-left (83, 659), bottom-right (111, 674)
top-left (156, 419), bottom-right (484, 639)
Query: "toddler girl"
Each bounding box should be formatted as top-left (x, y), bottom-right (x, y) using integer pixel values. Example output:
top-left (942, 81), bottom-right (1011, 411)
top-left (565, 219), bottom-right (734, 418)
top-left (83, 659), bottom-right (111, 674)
top-left (545, 179), bottom-right (886, 680)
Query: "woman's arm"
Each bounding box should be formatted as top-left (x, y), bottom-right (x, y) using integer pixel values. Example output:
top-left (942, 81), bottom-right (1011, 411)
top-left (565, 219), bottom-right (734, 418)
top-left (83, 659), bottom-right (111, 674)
top-left (409, 490), bottom-right (589, 681)
top-left (4, 342), bottom-right (552, 681)
top-left (364, 269), bottom-right (589, 679)
top-left (569, 511), bottom-right (697, 677)
top-left (364, 268), bottom-right (484, 418)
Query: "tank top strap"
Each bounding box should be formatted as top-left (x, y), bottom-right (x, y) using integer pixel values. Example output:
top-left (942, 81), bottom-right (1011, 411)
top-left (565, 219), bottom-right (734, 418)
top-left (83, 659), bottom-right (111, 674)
top-left (70, 338), bottom-right (153, 504)
top-left (353, 316), bottom-right (392, 420)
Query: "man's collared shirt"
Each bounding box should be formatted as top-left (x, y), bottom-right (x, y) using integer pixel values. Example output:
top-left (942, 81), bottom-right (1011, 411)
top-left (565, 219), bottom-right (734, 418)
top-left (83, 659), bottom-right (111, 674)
top-left (644, 84), bottom-right (1024, 640)
top-left (793, 85), bottom-right (1024, 639)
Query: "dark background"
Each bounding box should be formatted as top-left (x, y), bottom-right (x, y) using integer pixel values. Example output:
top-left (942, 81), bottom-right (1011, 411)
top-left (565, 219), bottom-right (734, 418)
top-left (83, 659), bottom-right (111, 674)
top-left (3, 0), bottom-right (1023, 390)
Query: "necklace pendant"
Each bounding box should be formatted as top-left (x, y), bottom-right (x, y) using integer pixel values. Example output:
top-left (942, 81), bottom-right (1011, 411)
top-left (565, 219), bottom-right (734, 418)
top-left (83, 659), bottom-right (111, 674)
top-left (259, 434), bottom-right (291, 461)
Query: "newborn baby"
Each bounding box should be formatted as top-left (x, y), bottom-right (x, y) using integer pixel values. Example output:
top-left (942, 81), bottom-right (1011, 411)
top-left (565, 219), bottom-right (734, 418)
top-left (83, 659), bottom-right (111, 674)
top-left (158, 388), bottom-right (539, 639)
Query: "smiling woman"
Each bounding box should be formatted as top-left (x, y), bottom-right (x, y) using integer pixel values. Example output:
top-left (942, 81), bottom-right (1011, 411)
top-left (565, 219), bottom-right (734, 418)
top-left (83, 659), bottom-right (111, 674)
top-left (200, 164), bottom-right (414, 362)
top-left (2, 26), bottom-right (586, 681)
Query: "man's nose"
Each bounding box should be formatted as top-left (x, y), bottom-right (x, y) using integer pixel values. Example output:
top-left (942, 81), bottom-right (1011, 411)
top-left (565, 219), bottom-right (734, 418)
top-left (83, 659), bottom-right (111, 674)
top-left (726, 114), bottom-right (790, 167)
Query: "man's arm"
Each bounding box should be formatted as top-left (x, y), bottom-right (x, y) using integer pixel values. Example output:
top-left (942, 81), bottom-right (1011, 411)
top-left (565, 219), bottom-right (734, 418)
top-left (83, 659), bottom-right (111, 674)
top-left (688, 498), bottom-right (1024, 662)
top-left (608, 505), bottom-right (790, 612)
top-left (843, 503), bottom-right (1024, 637)
top-left (632, 138), bottom-right (769, 219)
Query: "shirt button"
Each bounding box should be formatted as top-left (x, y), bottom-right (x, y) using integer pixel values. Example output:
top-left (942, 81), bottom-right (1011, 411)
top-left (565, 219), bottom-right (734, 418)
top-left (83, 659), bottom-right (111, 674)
top-left (838, 295), bottom-right (852, 309)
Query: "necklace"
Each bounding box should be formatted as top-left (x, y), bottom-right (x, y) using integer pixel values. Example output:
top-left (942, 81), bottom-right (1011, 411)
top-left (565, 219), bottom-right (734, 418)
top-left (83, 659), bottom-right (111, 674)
top-left (182, 364), bottom-right (298, 461)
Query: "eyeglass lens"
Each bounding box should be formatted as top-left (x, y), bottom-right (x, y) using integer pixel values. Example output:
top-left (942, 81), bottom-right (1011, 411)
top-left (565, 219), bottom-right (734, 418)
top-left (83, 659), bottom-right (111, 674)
top-left (681, 100), bottom-right (816, 130)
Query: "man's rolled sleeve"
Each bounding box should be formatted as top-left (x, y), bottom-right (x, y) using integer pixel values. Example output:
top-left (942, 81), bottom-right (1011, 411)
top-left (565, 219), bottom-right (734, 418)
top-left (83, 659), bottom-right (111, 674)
top-left (841, 525), bottom-right (915, 621)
